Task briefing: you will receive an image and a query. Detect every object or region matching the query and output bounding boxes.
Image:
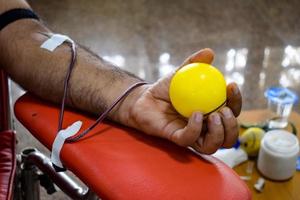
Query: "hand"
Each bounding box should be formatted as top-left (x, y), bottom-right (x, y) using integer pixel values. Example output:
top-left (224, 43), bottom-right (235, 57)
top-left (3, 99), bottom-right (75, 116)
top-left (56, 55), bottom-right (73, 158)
top-left (123, 48), bottom-right (242, 154)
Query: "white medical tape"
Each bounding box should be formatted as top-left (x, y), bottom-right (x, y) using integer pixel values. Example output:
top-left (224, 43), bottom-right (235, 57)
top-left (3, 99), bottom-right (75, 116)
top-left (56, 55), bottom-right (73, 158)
top-left (51, 121), bottom-right (82, 168)
top-left (41, 34), bottom-right (74, 52)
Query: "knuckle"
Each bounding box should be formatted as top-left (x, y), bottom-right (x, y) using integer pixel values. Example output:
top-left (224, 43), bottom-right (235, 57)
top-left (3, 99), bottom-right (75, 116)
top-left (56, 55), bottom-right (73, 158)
top-left (223, 131), bottom-right (239, 148)
top-left (213, 138), bottom-right (224, 149)
top-left (223, 138), bottom-right (237, 148)
top-left (202, 147), bottom-right (218, 155)
top-left (202, 138), bottom-right (223, 154)
top-left (176, 139), bottom-right (192, 147)
top-left (171, 134), bottom-right (195, 147)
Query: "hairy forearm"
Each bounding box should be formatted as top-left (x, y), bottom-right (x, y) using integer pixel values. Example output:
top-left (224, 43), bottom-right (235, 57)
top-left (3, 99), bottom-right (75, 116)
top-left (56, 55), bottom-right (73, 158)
top-left (0, 1), bottom-right (145, 124)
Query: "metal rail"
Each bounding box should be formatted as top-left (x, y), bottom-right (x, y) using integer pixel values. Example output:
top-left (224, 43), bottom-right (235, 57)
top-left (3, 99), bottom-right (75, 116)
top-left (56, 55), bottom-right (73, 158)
top-left (20, 148), bottom-right (98, 200)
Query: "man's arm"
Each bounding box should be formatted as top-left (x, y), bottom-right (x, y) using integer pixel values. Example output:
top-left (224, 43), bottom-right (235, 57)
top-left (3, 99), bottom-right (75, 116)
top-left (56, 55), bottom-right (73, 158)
top-left (0, 0), bottom-right (242, 154)
top-left (0, 0), bottom-right (143, 124)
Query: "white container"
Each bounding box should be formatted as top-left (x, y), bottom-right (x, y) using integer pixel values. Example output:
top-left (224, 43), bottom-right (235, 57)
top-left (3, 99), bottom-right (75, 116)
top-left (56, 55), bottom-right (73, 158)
top-left (257, 130), bottom-right (299, 181)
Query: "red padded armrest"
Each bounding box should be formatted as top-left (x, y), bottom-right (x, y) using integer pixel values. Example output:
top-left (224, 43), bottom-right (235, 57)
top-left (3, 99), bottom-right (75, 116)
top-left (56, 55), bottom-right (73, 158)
top-left (14, 93), bottom-right (251, 200)
top-left (0, 130), bottom-right (16, 200)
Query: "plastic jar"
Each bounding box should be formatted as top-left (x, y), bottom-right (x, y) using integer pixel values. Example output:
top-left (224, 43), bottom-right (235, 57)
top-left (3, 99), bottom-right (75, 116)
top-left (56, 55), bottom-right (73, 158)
top-left (257, 130), bottom-right (299, 181)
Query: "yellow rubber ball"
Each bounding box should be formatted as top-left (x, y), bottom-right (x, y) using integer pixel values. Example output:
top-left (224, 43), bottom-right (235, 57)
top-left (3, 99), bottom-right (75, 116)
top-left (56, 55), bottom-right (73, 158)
top-left (169, 63), bottom-right (227, 117)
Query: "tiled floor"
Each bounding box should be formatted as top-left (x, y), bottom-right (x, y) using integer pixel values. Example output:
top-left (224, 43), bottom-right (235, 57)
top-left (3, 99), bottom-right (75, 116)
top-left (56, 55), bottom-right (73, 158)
top-left (10, 0), bottom-right (300, 199)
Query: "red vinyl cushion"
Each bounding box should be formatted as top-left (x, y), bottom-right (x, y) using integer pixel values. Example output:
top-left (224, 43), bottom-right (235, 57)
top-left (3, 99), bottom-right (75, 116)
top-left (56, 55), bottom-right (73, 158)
top-left (14, 93), bottom-right (251, 200)
top-left (0, 130), bottom-right (16, 200)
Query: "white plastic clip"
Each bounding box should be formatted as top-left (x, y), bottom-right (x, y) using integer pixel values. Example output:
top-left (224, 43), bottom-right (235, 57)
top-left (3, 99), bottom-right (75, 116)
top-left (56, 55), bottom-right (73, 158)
top-left (41, 34), bottom-right (73, 52)
top-left (51, 121), bottom-right (82, 168)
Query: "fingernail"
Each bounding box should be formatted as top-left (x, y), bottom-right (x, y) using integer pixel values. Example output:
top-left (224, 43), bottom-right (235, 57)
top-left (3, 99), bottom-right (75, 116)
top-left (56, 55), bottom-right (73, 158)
top-left (232, 83), bottom-right (239, 95)
top-left (194, 112), bottom-right (203, 123)
top-left (212, 113), bottom-right (221, 125)
top-left (222, 107), bottom-right (233, 119)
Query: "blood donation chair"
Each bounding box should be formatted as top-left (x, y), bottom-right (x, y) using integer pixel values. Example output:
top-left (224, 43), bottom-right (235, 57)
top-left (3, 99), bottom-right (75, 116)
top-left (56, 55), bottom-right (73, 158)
top-left (0, 69), bottom-right (251, 199)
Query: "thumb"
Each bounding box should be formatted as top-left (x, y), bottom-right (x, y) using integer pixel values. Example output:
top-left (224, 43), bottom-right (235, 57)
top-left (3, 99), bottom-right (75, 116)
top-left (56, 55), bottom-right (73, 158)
top-left (181, 48), bottom-right (215, 67)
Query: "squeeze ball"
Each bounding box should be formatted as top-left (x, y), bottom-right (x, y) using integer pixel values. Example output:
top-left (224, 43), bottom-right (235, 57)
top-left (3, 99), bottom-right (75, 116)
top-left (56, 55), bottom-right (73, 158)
top-left (169, 63), bottom-right (227, 117)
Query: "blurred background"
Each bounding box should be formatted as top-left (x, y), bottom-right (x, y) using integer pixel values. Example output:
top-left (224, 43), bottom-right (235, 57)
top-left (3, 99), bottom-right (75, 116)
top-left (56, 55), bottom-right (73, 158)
top-left (10, 0), bottom-right (300, 199)
top-left (25, 0), bottom-right (300, 111)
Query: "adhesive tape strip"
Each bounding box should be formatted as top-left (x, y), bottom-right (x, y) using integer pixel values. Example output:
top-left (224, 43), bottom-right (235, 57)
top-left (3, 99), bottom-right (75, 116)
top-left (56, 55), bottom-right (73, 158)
top-left (51, 121), bottom-right (82, 168)
top-left (41, 33), bottom-right (73, 52)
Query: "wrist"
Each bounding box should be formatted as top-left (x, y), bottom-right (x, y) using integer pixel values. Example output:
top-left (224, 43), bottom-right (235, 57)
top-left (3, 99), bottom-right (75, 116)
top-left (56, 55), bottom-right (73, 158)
top-left (109, 83), bottom-right (150, 126)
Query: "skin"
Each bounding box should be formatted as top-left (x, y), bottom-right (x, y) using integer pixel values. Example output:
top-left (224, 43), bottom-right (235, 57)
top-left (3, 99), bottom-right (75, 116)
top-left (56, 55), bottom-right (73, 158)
top-left (0, 0), bottom-right (242, 154)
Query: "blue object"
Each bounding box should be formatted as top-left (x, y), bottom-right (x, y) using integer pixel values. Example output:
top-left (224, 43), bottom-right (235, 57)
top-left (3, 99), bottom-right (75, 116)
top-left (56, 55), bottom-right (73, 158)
top-left (219, 140), bottom-right (240, 150)
top-left (265, 87), bottom-right (299, 105)
top-left (297, 156), bottom-right (300, 171)
top-left (233, 139), bottom-right (241, 149)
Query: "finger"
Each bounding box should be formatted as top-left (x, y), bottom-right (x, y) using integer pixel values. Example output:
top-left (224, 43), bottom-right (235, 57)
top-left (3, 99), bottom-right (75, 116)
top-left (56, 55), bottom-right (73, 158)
top-left (196, 113), bottom-right (224, 154)
top-left (226, 82), bottom-right (242, 117)
top-left (181, 48), bottom-right (215, 67)
top-left (219, 107), bottom-right (239, 148)
top-left (170, 112), bottom-right (203, 147)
